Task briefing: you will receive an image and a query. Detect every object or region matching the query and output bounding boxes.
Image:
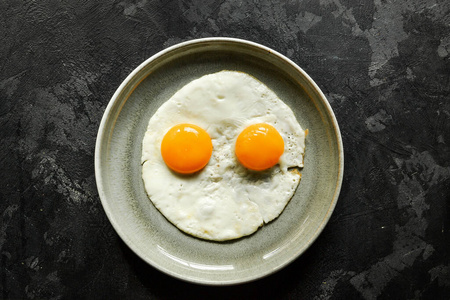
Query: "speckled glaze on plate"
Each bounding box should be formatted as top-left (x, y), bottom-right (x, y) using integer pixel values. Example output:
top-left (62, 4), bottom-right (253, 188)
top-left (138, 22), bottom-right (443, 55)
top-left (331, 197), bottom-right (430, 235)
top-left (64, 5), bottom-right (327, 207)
top-left (95, 37), bottom-right (344, 285)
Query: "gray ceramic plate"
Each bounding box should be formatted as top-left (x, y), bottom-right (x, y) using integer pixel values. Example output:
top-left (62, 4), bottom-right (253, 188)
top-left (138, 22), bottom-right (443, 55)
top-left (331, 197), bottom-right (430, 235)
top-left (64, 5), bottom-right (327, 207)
top-left (95, 37), bottom-right (343, 285)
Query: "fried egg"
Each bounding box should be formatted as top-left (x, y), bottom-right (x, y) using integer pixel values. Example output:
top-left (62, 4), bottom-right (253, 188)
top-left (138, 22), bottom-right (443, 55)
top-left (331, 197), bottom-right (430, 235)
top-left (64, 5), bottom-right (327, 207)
top-left (141, 71), bottom-right (306, 241)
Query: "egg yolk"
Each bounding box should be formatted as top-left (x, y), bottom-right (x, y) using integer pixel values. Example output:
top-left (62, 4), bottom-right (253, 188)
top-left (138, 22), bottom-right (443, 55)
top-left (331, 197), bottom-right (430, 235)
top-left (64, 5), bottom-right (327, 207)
top-left (235, 123), bottom-right (284, 171)
top-left (161, 124), bottom-right (213, 174)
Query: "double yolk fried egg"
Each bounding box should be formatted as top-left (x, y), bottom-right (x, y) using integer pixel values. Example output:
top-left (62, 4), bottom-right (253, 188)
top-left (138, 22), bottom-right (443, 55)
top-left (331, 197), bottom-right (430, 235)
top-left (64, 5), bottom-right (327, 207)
top-left (141, 71), bottom-right (306, 241)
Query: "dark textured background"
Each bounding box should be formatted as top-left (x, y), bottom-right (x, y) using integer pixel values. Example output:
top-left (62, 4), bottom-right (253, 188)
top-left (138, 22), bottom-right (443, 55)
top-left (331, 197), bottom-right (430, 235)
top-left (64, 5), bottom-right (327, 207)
top-left (1, 0), bottom-right (449, 299)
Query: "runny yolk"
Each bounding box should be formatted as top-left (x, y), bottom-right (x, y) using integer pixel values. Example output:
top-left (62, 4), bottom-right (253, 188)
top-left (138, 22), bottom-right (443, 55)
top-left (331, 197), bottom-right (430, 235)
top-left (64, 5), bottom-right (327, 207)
top-left (161, 124), bottom-right (213, 174)
top-left (235, 123), bottom-right (284, 171)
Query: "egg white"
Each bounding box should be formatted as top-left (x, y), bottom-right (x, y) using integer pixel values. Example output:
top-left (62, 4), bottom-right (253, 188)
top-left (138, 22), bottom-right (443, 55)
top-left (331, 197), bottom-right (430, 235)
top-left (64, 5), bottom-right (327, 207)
top-left (141, 71), bottom-right (306, 241)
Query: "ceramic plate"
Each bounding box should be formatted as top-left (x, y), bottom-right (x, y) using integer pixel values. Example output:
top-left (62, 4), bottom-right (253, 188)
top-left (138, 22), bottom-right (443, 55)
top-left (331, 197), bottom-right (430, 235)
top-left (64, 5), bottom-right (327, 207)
top-left (95, 37), bottom-right (343, 285)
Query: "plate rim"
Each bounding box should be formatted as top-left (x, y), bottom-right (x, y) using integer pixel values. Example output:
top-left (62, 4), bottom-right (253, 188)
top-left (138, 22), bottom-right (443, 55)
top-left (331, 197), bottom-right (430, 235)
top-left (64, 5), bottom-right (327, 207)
top-left (95, 37), bottom-right (344, 285)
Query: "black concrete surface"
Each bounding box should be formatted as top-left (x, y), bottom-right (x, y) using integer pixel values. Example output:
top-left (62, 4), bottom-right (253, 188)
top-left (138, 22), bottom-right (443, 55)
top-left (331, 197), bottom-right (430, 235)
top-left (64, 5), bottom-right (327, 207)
top-left (1, 0), bottom-right (449, 299)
